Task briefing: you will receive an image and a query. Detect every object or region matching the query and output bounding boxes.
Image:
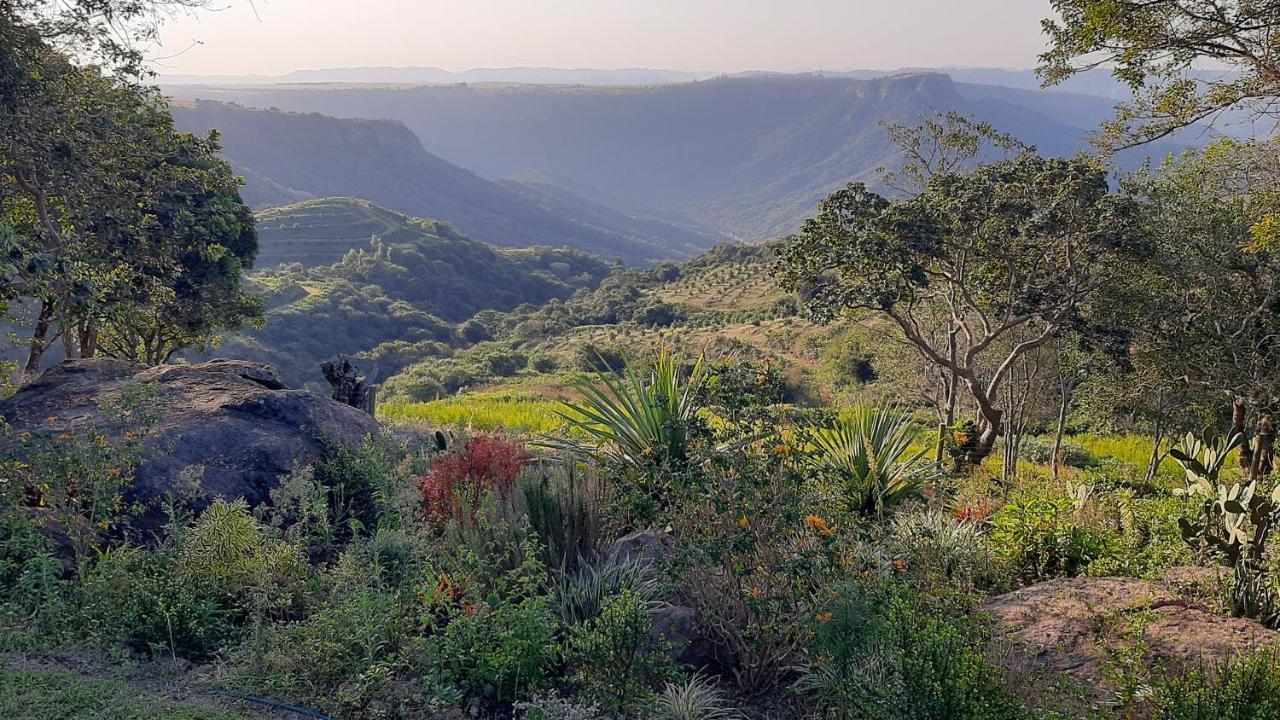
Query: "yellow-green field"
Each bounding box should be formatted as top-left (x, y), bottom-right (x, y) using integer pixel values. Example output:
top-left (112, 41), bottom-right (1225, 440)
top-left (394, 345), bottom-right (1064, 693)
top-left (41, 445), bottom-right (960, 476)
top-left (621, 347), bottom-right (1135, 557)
top-left (379, 393), bottom-right (567, 435)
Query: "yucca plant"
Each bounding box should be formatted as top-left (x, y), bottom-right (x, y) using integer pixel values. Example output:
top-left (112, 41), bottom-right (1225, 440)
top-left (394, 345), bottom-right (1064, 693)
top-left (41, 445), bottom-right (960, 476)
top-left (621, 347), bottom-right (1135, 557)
top-left (810, 408), bottom-right (941, 519)
top-left (541, 348), bottom-right (708, 480)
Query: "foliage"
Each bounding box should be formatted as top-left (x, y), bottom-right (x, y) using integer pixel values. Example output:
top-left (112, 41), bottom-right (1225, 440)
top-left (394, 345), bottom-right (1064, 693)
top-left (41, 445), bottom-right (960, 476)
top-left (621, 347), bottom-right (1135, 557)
top-left (650, 675), bottom-right (746, 720)
top-left (990, 495), bottom-right (1108, 581)
top-left (1147, 648), bottom-right (1280, 720)
top-left (565, 589), bottom-right (675, 714)
top-left (794, 580), bottom-right (1024, 720)
top-left (518, 461), bottom-right (604, 570)
top-left (425, 547), bottom-right (559, 708)
top-left (885, 510), bottom-right (1000, 593)
top-left (74, 546), bottom-right (237, 661)
top-left (1040, 0), bottom-right (1280, 150)
top-left (809, 408), bottom-right (941, 519)
top-left (417, 434), bottom-right (530, 524)
top-left (667, 431), bottom-right (838, 691)
top-left (380, 394), bottom-right (566, 434)
top-left (547, 349), bottom-right (711, 480)
top-left (553, 554), bottom-right (662, 626)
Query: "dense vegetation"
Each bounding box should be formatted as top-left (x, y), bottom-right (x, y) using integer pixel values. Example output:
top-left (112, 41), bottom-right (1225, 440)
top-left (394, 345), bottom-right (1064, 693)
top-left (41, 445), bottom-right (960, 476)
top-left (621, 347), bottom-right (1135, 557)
top-left (10, 1), bottom-right (1280, 719)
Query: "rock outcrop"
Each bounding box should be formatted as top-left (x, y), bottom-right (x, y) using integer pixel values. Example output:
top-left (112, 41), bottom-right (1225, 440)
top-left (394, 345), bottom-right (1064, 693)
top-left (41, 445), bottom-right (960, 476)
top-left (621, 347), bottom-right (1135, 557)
top-left (1, 359), bottom-right (379, 527)
top-left (985, 576), bottom-right (1280, 705)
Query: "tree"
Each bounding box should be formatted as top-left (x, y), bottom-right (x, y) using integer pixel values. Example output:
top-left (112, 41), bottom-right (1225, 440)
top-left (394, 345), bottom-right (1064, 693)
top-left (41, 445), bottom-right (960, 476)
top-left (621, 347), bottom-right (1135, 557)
top-left (1040, 1), bottom-right (1280, 149)
top-left (775, 153), bottom-right (1147, 467)
top-left (4, 1), bottom-right (210, 77)
top-left (1124, 138), bottom-right (1280, 480)
top-left (2, 23), bottom-right (261, 372)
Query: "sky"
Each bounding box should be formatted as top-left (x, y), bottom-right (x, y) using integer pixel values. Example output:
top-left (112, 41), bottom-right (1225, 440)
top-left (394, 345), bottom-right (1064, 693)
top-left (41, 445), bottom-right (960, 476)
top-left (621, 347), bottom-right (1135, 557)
top-left (152, 0), bottom-right (1057, 77)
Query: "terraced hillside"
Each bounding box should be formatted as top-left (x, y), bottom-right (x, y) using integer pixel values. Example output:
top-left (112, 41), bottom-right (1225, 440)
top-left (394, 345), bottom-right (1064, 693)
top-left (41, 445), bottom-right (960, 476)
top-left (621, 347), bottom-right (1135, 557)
top-left (254, 198), bottom-right (457, 268)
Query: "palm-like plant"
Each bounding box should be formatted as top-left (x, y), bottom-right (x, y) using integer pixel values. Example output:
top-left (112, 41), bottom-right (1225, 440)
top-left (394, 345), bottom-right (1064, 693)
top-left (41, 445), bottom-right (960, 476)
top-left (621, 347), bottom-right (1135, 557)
top-left (543, 348), bottom-right (708, 478)
top-left (810, 408), bottom-right (941, 518)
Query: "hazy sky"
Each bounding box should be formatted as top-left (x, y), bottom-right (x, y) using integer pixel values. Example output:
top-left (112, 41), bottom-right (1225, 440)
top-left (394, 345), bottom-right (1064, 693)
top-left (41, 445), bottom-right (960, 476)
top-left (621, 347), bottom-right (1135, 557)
top-left (153, 0), bottom-right (1057, 76)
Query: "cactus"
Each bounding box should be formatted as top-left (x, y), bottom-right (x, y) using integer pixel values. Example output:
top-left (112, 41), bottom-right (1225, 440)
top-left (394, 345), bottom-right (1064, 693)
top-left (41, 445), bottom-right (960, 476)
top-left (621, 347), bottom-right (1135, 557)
top-left (1172, 431), bottom-right (1280, 567)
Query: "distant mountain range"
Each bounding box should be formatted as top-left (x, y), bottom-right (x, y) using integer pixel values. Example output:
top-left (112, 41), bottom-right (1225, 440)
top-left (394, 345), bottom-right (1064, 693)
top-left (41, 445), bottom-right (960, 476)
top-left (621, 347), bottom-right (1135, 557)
top-left (168, 72), bottom-right (1188, 242)
top-left (161, 66), bottom-right (709, 86)
top-left (170, 101), bottom-right (727, 263)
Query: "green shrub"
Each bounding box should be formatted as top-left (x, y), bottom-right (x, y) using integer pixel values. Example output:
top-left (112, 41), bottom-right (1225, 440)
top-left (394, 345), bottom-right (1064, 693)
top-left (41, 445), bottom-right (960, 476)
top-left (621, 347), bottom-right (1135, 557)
top-left (553, 553), bottom-right (661, 626)
top-left (0, 515), bottom-right (66, 625)
top-left (427, 588), bottom-right (559, 707)
top-left (795, 581), bottom-right (1023, 720)
top-left (809, 408), bottom-right (941, 519)
top-left (651, 675), bottom-right (745, 720)
top-left (1085, 493), bottom-right (1195, 578)
top-left (1147, 648), bottom-right (1280, 719)
top-left (242, 589), bottom-right (418, 708)
top-left (1018, 436), bottom-right (1096, 468)
top-left (565, 589), bottom-right (675, 714)
top-left (886, 510), bottom-right (1000, 593)
top-left (518, 461), bottom-right (603, 570)
top-left (989, 496), bottom-right (1108, 581)
top-left (75, 546), bottom-right (236, 661)
top-left (425, 541), bottom-right (560, 708)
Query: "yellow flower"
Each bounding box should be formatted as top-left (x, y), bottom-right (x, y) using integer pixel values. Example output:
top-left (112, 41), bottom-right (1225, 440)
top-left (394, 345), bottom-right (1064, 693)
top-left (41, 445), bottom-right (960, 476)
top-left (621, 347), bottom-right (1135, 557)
top-left (737, 516), bottom-right (749, 528)
top-left (750, 586), bottom-right (762, 600)
top-left (805, 514), bottom-right (837, 537)
top-left (772, 444), bottom-right (789, 455)
top-left (816, 612), bottom-right (833, 624)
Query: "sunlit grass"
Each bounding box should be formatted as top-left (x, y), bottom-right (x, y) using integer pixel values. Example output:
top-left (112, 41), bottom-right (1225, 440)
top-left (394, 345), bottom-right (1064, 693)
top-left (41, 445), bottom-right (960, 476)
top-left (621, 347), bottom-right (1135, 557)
top-left (379, 393), bottom-right (568, 435)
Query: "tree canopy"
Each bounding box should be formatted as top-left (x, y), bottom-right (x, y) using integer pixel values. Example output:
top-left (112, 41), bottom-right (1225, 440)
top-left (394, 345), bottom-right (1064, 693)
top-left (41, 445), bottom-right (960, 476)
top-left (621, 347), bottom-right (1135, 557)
top-left (1040, 1), bottom-right (1280, 149)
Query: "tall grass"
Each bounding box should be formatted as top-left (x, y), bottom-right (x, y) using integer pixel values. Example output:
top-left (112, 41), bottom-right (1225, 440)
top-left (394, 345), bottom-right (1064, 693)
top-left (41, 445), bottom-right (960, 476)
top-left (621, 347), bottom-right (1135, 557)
top-left (379, 394), bottom-right (566, 434)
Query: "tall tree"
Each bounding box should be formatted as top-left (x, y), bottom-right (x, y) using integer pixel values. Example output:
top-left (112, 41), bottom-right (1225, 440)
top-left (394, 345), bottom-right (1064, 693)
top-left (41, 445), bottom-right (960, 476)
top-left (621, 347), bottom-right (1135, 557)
top-left (1125, 138), bottom-right (1280, 479)
top-left (1040, 1), bottom-right (1280, 149)
top-left (775, 153), bottom-right (1147, 467)
top-left (2, 20), bottom-right (261, 372)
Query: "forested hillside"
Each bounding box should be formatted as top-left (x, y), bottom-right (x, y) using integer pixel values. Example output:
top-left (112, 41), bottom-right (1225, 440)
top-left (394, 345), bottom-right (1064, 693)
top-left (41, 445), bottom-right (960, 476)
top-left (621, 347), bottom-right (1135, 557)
top-left (166, 73), bottom-right (1182, 240)
top-left (203, 201), bottom-right (615, 385)
top-left (170, 101), bottom-right (727, 263)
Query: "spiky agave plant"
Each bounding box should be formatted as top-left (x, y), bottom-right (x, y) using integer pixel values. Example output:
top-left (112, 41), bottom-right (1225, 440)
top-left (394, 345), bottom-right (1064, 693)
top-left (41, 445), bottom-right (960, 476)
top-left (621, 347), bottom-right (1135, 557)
top-left (542, 348), bottom-right (708, 479)
top-left (810, 408), bottom-right (941, 519)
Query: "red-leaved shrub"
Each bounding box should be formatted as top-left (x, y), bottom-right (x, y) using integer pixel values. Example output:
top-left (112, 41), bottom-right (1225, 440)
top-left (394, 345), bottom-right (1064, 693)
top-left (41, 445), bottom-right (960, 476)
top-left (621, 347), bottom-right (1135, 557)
top-left (417, 434), bottom-right (530, 523)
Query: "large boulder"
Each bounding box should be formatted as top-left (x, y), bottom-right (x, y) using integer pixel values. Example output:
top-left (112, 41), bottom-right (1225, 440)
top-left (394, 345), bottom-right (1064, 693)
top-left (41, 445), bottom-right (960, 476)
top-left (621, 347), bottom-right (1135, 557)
top-left (985, 575), bottom-right (1280, 705)
top-left (1, 358), bottom-right (379, 527)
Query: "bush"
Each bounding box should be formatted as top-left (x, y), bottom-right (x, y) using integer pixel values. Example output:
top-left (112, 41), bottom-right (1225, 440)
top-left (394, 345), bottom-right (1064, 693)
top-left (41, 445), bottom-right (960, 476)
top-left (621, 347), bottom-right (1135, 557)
top-left (518, 461), bottom-right (603, 570)
top-left (426, 549), bottom-right (559, 708)
top-left (885, 510), bottom-right (1000, 593)
top-left (75, 546), bottom-right (237, 661)
top-left (417, 434), bottom-right (530, 524)
top-left (795, 581), bottom-right (1024, 720)
top-left (242, 588), bottom-right (418, 711)
top-left (989, 495), bottom-right (1108, 581)
top-left (1147, 648), bottom-right (1280, 719)
top-left (0, 514), bottom-right (65, 622)
top-left (651, 675), bottom-right (745, 720)
top-left (1019, 436), bottom-right (1096, 468)
top-left (565, 589), bottom-right (675, 714)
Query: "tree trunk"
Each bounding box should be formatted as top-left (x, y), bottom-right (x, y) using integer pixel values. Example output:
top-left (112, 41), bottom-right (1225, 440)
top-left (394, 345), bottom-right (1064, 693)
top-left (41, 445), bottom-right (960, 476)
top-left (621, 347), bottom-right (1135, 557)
top-left (1051, 381), bottom-right (1074, 482)
top-left (1251, 412), bottom-right (1275, 480)
top-left (1235, 397), bottom-right (1254, 476)
top-left (23, 301), bottom-right (54, 381)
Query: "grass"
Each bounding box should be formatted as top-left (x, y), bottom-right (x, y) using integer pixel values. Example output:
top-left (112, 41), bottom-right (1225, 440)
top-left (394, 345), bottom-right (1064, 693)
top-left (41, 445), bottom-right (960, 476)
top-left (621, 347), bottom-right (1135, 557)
top-left (0, 669), bottom-right (248, 720)
top-left (380, 392), bottom-right (568, 434)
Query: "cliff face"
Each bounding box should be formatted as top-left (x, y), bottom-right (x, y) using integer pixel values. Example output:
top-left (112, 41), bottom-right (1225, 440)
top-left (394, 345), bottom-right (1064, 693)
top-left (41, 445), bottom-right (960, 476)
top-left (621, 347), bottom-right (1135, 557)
top-left (170, 102), bottom-right (726, 263)
top-left (167, 73), bottom-right (1116, 241)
